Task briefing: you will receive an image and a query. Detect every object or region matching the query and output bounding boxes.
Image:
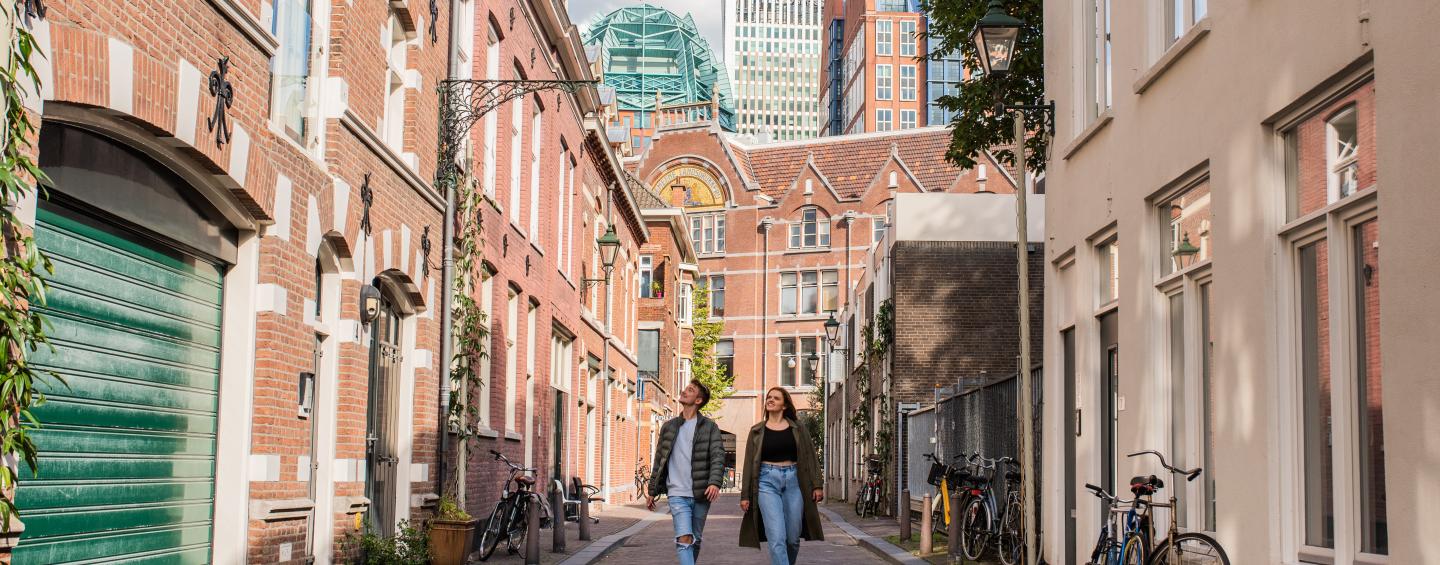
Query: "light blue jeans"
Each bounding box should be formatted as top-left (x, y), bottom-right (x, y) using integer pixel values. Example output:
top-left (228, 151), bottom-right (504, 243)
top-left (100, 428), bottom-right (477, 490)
top-left (757, 463), bottom-right (804, 565)
top-left (668, 496), bottom-right (711, 565)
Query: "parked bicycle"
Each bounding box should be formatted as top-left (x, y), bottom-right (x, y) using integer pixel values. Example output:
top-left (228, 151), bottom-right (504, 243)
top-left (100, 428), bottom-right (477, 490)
top-left (478, 450), bottom-right (551, 561)
top-left (854, 455), bottom-right (885, 518)
top-left (1084, 450), bottom-right (1229, 565)
top-left (958, 453), bottom-right (1024, 565)
top-left (923, 452), bottom-right (972, 536)
top-left (634, 458), bottom-right (650, 495)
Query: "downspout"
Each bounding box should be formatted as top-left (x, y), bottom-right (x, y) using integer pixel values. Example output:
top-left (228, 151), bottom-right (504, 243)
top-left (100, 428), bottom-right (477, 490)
top-left (436, 0), bottom-right (461, 502)
top-left (842, 212), bottom-right (853, 500)
top-left (758, 217), bottom-right (773, 423)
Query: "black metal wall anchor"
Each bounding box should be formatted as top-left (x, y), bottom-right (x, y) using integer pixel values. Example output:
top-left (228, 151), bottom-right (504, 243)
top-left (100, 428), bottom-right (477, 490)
top-left (19, 0), bottom-right (46, 25)
top-left (429, 0), bottom-right (439, 44)
top-left (359, 173), bottom-right (374, 238)
top-left (420, 225), bottom-right (432, 278)
top-left (207, 57), bottom-right (234, 146)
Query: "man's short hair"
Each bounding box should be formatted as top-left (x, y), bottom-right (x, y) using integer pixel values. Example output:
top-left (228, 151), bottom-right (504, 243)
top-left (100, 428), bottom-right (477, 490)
top-left (690, 379), bottom-right (712, 408)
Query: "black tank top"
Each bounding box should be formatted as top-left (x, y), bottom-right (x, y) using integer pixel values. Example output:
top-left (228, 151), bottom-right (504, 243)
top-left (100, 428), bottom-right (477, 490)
top-left (760, 425), bottom-right (797, 463)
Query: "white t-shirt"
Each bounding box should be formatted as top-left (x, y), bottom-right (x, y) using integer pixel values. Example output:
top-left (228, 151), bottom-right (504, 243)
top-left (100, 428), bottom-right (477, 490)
top-left (666, 416), bottom-right (699, 497)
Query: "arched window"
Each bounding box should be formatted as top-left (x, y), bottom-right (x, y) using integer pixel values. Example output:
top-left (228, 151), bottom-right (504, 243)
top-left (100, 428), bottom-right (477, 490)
top-left (788, 206), bottom-right (830, 249)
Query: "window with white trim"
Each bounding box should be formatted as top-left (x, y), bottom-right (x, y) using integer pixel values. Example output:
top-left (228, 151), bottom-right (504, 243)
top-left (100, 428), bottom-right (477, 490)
top-left (1327, 107), bottom-right (1360, 202)
top-left (876, 109), bottom-right (893, 131)
top-left (508, 67), bottom-right (524, 224)
top-left (788, 207), bottom-right (831, 249)
top-left (382, 14), bottom-right (409, 151)
top-left (478, 268), bottom-right (494, 428)
top-left (1083, 0), bottom-right (1113, 124)
top-left (1164, 0), bottom-right (1208, 47)
top-left (482, 24), bottom-right (500, 197)
top-left (1159, 180), bottom-right (1212, 276)
top-left (899, 20), bottom-right (916, 57)
top-left (876, 64), bottom-right (893, 100)
top-left (873, 200), bottom-right (892, 243)
top-left (779, 269), bottom-right (838, 316)
top-left (690, 212), bottom-right (726, 255)
top-left (899, 109), bottom-right (917, 130)
top-left (269, 0), bottom-right (315, 145)
top-left (779, 336), bottom-right (822, 387)
top-left (504, 286), bottom-right (519, 432)
top-left (900, 65), bottom-right (916, 101)
top-left (529, 103), bottom-right (543, 236)
top-left (677, 281), bottom-right (693, 325)
top-left (639, 255), bottom-right (654, 298)
top-left (1281, 84), bottom-right (1385, 560)
top-left (551, 332), bottom-right (572, 391)
top-left (704, 275), bottom-right (725, 318)
top-left (875, 19), bottom-right (893, 56)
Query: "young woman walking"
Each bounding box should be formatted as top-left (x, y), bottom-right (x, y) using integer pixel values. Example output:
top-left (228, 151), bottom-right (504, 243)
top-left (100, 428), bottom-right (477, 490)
top-left (738, 387), bottom-right (824, 564)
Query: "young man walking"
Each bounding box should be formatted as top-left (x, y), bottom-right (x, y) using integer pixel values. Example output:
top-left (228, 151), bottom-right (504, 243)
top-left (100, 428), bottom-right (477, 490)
top-left (646, 380), bottom-right (726, 565)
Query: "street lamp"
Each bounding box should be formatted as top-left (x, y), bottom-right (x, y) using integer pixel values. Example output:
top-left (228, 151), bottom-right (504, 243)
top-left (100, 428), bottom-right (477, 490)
top-left (1173, 234), bottom-right (1200, 270)
top-left (583, 223), bottom-right (623, 288)
top-left (824, 314), bottom-right (841, 346)
top-left (972, 3), bottom-right (1044, 563)
top-left (806, 351), bottom-right (821, 375)
top-left (971, 0), bottom-right (1024, 79)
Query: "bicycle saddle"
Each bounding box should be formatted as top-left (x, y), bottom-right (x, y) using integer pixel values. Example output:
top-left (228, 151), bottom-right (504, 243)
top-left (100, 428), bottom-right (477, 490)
top-left (515, 475), bottom-right (536, 486)
top-left (1129, 474), bottom-right (1163, 495)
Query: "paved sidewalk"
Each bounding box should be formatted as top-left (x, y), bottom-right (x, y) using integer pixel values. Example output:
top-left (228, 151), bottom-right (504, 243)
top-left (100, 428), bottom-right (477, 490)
top-left (595, 494), bottom-right (877, 564)
top-left (819, 498), bottom-right (1000, 565)
top-left (476, 502), bottom-right (656, 565)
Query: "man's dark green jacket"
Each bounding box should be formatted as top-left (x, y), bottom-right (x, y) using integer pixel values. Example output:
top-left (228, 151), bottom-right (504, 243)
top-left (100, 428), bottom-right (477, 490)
top-left (646, 414), bottom-right (726, 499)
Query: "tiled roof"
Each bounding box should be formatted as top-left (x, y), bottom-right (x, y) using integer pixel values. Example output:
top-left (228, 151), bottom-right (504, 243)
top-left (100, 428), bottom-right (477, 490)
top-left (735, 128), bottom-right (965, 199)
top-left (628, 172), bottom-right (670, 210)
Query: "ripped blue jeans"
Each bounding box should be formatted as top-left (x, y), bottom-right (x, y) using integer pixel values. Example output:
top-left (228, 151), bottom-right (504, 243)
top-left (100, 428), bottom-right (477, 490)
top-left (668, 496), bottom-right (711, 565)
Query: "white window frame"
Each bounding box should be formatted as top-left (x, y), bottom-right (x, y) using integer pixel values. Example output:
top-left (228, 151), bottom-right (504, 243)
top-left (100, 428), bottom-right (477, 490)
top-left (529, 103), bottom-right (543, 237)
top-left (705, 275), bottom-right (725, 318)
top-left (900, 65), bottom-right (917, 101)
top-left (875, 19), bottom-right (893, 56)
top-left (557, 148), bottom-right (570, 271)
top-left (504, 287), bottom-right (519, 433)
top-left (382, 13), bottom-right (409, 151)
top-left (478, 268), bottom-right (495, 429)
top-left (899, 109), bottom-right (917, 130)
top-left (1081, 0), bottom-right (1113, 125)
top-left (639, 255), bottom-right (653, 298)
top-left (509, 72), bottom-right (524, 225)
top-left (876, 64), bottom-right (893, 101)
top-left (900, 19), bottom-right (917, 57)
top-left (876, 109), bottom-right (893, 131)
top-left (1275, 81), bottom-right (1385, 562)
top-left (550, 332), bottom-right (572, 392)
top-left (1163, 0), bottom-right (1208, 47)
top-left (1326, 106), bottom-right (1360, 204)
top-left (677, 282), bottom-right (694, 326)
top-left (788, 207), bottom-right (832, 249)
top-left (268, 0), bottom-right (319, 148)
top-left (483, 24), bottom-right (500, 197)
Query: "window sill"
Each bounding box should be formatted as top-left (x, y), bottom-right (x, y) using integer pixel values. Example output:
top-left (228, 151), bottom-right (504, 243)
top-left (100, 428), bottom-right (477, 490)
top-left (1134, 18), bottom-right (1212, 95)
top-left (476, 427), bottom-right (499, 439)
top-left (206, 0), bottom-right (279, 57)
top-left (784, 247), bottom-right (834, 255)
top-left (1061, 111), bottom-right (1114, 160)
top-left (504, 431), bottom-right (523, 442)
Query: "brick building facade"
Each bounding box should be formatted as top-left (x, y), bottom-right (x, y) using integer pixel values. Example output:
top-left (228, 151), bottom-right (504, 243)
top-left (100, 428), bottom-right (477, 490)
top-left (626, 120), bottom-right (1015, 484)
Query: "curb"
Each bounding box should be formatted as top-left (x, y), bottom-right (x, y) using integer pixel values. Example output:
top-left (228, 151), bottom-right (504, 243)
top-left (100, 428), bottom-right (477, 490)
top-left (818, 506), bottom-right (930, 565)
top-left (555, 510), bottom-right (667, 565)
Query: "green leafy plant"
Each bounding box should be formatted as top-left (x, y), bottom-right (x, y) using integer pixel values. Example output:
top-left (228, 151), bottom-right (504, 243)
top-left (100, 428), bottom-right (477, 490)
top-left (443, 167), bottom-right (489, 502)
top-left (0, 5), bottom-right (59, 531)
top-left (689, 283), bottom-right (730, 415)
top-left (435, 494), bottom-right (471, 522)
top-left (353, 520), bottom-right (431, 565)
top-left (918, 0), bottom-right (1047, 172)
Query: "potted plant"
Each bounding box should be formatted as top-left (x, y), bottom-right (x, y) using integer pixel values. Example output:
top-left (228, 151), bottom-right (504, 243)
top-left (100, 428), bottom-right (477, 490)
top-left (428, 495), bottom-right (477, 565)
top-left (652, 281), bottom-right (664, 298)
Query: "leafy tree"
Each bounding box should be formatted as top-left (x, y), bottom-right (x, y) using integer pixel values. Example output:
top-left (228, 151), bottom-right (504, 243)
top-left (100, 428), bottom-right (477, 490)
top-left (918, 0), bottom-right (1048, 172)
top-left (689, 284), bottom-right (730, 416)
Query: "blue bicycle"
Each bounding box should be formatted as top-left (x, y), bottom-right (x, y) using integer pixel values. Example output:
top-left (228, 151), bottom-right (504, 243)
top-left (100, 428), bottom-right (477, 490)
top-left (1083, 480), bottom-right (1148, 565)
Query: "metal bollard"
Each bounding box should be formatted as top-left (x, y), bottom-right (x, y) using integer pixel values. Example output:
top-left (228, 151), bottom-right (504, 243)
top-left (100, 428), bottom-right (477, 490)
top-left (919, 493), bottom-right (932, 555)
top-left (526, 495), bottom-right (540, 565)
top-left (948, 492), bottom-right (962, 558)
top-left (899, 490), bottom-right (912, 542)
top-left (551, 487), bottom-right (567, 553)
top-left (578, 488), bottom-right (592, 541)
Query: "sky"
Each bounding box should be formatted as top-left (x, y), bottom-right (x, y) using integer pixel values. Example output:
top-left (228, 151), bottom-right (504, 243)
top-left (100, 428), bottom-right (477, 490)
top-left (567, 0), bottom-right (726, 57)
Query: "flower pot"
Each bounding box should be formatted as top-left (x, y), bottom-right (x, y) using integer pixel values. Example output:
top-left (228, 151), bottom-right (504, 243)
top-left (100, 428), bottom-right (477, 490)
top-left (429, 518), bottom-right (478, 565)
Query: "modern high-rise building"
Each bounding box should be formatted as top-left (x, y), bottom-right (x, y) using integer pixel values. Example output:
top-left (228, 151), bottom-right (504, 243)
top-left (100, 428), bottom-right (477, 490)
top-left (818, 0), bottom-right (968, 136)
top-left (585, 5), bottom-right (737, 152)
top-left (723, 0), bottom-right (827, 141)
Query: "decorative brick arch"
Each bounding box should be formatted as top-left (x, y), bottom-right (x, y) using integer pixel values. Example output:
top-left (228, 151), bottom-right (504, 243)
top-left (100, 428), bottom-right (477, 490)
top-left (645, 156), bottom-right (736, 209)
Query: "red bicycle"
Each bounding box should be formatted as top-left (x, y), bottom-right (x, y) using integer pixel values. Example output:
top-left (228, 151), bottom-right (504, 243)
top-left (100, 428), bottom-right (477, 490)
top-left (854, 455), bottom-right (885, 518)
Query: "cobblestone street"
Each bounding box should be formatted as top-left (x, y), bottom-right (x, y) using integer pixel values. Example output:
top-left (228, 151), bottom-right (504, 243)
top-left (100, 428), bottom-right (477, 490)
top-left (597, 495), bottom-right (881, 564)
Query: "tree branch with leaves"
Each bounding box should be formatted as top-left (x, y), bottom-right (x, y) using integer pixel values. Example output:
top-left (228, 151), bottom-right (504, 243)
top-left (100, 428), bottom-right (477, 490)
top-left (918, 0), bottom-right (1047, 173)
top-left (689, 284), bottom-right (730, 416)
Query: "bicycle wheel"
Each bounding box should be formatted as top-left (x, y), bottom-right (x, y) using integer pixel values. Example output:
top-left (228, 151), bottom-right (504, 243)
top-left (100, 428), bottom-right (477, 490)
top-left (997, 496), bottom-right (1023, 565)
top-left (1147, 532), bottom-right (1230, 565)
top-left (477, 497), bottom-right (511, 561)
top-left (931, 502), bottom-right (949, 537)
top-left (855, 487), bottom-right (867, 516)
top-left (1122, 532), bottom-right (1147, 565)
top-left (507, 496), bottom-right (529, 556)
top-left (960, 496), bottom-right (989, 560)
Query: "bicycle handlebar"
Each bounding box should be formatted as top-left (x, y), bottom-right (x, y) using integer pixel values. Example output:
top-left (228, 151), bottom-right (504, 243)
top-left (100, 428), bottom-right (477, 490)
top-left (490, 449), bottom-right (536, 474)
top-left (1127, 450), bottom-right (1203, 482)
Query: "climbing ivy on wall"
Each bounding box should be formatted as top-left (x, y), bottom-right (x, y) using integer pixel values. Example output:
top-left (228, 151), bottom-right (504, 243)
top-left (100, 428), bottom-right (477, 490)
top-left (0, 5), bottom-right (58, 531)
top-left (445, 170), bottom-right (488, 497)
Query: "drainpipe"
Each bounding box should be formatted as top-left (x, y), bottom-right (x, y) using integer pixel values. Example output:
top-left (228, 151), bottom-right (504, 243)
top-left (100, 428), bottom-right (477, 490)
top-left (841, 211), bottom-right (854, 500)
top-left (758, 216), bottom-right (773, 424)
top-left (601, 188), bottom-right (615, 504)
top-left (436, 0), bottom-right (462, 503)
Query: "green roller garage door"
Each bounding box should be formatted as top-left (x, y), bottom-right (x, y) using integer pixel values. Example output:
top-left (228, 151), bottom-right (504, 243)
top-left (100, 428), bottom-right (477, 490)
top-left (15, 202), bottom-right (223, 563)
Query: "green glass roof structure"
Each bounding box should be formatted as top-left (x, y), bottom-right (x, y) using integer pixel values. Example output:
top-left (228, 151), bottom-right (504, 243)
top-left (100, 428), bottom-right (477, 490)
top-left (584, 4), bottom-right (737, 131)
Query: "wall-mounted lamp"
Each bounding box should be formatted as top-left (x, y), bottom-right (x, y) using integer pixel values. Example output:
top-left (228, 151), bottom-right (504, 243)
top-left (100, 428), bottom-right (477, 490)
top-left (297, 371), bottom-right (315, 418)
top-left (359, 284), bottom-right (382, 324)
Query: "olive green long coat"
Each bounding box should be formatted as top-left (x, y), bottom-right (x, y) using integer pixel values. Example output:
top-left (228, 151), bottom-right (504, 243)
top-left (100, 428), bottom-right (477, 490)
top-left (738, 419), bottom-right (825, 548)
